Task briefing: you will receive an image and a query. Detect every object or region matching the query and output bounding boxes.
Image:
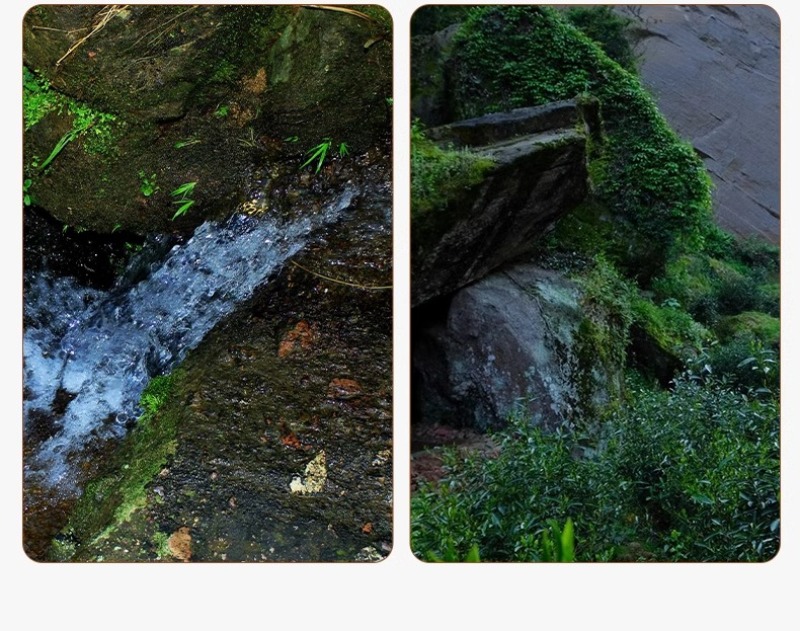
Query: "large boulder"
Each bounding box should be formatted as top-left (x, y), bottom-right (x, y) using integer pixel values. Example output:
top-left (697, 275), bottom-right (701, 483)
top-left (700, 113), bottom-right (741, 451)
top-left (413, 264), bottom-right (625, 431)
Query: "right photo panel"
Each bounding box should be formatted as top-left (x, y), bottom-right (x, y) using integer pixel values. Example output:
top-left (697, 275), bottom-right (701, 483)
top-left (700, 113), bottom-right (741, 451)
top-left (410, 5), bottom-right (780, 562)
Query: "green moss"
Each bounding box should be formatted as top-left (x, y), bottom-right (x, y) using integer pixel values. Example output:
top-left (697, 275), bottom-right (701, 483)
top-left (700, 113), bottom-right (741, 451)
top-left (55, 373), bottom-right (180, 557)
top-left (24, 65), bottom-right (121, 169)
top-left (632, 297), bottom-right (711, 358)
top-left (563, 5), bottom-right (637, 71)
top-left (411, 120), bottom-right (494, 220)
top-left (152, 531), bottom-right (172, 560)
top-left (572, 257), bottom-right (635, 414)
top-left (717, 311), bottom-right (780, 348)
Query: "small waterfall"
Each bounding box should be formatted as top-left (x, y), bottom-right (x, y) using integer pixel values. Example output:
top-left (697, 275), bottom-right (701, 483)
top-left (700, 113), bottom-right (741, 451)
top-left (23, 187), bottom-right (356, 493)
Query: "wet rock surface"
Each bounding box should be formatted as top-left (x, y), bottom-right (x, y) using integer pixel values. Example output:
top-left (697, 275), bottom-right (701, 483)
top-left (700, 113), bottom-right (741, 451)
top-left (23, 5), bottom-right (392, 234)
top-left (623, 5), bottom-right (779, 242)
top-left (25, 153), bottom-right (392, 563)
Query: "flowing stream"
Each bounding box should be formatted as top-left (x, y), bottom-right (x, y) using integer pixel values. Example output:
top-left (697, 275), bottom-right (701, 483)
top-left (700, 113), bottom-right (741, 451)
top-left (23, 187), bottom-right (357, 495)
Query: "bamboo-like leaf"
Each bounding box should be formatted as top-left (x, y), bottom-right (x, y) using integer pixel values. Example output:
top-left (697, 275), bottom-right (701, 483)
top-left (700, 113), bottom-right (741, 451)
top-left (171, 181), bottom-right (196, 197)
top-left (560, 517), bottom-right (575, 562)
top-left (171, 199), bottom-right (194, 220)
top-left (464, 543), bottom-right (481, 562)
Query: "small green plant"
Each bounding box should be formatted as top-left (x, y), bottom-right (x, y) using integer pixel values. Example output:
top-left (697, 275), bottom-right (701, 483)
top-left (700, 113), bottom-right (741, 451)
top-left (238, 127), bottom-right (259, 148)
top-left (426, 542), bottom-right (481, 562)
top-left (153, 532), bottom-right (171, 559)
top-left (170, 181), bottom-right (196, 220)
top-left (23, 179), bottom-right (32, 206)
top-left (213, 104), bottom-right (230, 118)
top-left (284, 135), bottom-right (299, 143)
top-left (39, 129), bottom-right (79, 171)
top-left (541, 518), bottom-right (575, 562)
top-left (301, 138), bottom-right (333, 173)
top-left (338, 142), bottom-right (350, 157)
top-left (23, 67), bottom-right (55, 130)
top-left (174, 138), bottom-right (201, 149)
top-left (138, 171), bottom-right (159, 197)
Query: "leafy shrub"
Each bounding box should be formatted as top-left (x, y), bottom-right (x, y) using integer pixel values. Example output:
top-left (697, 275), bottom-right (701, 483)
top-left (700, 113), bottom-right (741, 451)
top-left (653, 251), bottom-right (780, 325)
top-left (411, 376), bottom-right (779, 562)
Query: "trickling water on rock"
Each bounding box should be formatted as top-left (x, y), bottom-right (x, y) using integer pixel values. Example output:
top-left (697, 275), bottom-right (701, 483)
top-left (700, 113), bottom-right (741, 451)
top-left (24, 187), bottom-right (356, 494)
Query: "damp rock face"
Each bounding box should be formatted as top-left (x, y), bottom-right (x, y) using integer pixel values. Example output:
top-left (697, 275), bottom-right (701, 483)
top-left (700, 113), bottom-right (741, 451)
top-left (29, 156), bottom-right (393, 563)
top-left (413, 265), bottom-right (624, 431)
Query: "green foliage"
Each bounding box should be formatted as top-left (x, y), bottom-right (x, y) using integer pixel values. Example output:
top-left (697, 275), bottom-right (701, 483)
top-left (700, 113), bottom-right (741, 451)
top-left (564, 5), bottom-right (637, 71)
top-left (411, 5), bottom-right (471, 36)
top-left (411, 120), bottom-right (494, 219)
top-left (23, 178), bottom-right (32, 206)
top-left (174, 138), bottom-right (201, 149)
top-left (411, 376), bottom-right (779, 562)
top-left (448, 6), bottom-right (713, 274)
top-left (653, 249), bottom-right (779, 325)
top-left (24, 66), bottom-right (120, 168)
top-left (301, 138), bottom-right (332, 173)
top-left (632, 297), bottom-right (711, 358)
top-left (170, 182), bottom-right (197, 220)
top-left (138, 171), bottom-right (159, 197)
top-left (23, 66), bottom-right (55, 130)
top-left (541, 518), bottom-right (576, 562)
top-left (213, 104), bottom-right (230, 118)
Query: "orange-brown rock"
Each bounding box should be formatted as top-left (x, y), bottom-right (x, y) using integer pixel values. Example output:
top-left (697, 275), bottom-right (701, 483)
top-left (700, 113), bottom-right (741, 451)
top-left (168, 526), bottom-right (192, 562)
top-left (327, 378), bottom-right (362, 399)
top-left (278, 321), bottom-right (317, 358)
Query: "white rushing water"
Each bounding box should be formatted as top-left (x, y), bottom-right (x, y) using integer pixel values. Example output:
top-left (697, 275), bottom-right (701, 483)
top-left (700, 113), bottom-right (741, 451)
top-left (24, 187), bottom-right (356, 492)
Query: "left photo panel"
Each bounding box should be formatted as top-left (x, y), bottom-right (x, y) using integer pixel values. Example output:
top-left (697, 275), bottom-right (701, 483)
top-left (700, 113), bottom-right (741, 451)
top-left (22, 4), bottom-right (393, 562)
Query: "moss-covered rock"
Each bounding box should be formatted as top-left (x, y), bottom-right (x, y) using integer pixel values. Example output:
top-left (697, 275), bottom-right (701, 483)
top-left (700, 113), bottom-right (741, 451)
top-left (717, 311), bottom-right (780, 348)
top-left (23, 5), bottom-right (391, 234)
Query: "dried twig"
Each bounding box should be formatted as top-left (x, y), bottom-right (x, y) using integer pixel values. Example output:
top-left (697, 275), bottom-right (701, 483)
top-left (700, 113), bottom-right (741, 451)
top-left (56, 4), bottom-right (130, 67)
top-left (303, 5), bottom-right (376, 24)
top-left (290, 260), bottom-right (391, 291)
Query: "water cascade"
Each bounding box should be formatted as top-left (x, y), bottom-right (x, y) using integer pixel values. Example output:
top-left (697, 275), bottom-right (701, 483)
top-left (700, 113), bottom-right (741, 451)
top-left (23, 187), bottom-right (356, 494)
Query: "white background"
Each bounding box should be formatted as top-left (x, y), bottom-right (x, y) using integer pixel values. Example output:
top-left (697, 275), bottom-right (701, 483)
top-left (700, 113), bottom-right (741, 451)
top-left (2, 2), bottom-right (796, 628)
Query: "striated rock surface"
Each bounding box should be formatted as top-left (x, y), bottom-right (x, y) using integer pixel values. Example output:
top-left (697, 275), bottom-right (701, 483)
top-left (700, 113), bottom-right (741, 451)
top-left (624, 4), bottom-right (779, 242)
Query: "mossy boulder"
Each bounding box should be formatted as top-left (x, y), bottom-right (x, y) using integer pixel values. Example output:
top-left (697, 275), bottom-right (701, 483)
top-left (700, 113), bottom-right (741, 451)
top-left (717, 311), bottom-right (780, 348)
top-left (413, 264), bottom-right (626, 431)
top-left (23, 5), bottom-right (391, 234)
top-left (422, 5), bottom-right (712, 278)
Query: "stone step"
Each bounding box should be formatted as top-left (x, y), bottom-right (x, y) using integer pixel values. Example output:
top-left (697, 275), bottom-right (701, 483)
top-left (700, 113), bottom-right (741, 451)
top-left (426, 99), bottom-right (580, 148)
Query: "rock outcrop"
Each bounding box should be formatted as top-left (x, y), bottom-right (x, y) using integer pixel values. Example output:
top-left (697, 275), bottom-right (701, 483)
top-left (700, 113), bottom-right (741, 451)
top-left (624, 5), bottom-right (779, 242)
top-left (412, 101), bottom-right (590, 307)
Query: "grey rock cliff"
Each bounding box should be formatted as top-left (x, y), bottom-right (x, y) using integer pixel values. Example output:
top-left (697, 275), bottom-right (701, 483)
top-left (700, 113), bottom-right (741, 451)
top-left (624, 5), bottom-right (779, 242)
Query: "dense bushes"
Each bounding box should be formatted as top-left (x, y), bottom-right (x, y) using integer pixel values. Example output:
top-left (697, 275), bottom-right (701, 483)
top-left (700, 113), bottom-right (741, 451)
top-left (411, 376), bottom-right (779, 562)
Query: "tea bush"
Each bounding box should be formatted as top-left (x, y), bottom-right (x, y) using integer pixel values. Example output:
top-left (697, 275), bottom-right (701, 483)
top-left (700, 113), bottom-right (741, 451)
top-left (411, 376), bottom-right (779, 562)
